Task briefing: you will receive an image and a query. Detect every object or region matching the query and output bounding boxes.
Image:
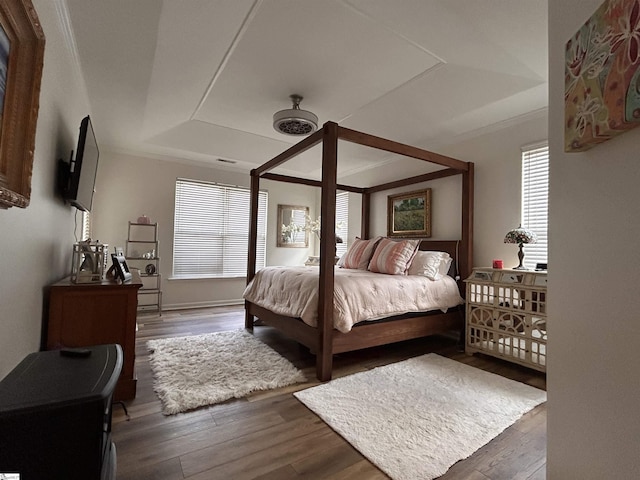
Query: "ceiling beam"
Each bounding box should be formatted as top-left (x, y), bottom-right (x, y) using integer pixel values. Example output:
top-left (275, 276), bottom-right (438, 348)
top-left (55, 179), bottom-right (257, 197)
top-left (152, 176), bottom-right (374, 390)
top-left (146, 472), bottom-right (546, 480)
top-left (366, 168), bottom-right (461, 194)
top-left (338, 126), bottom-right (469, 171)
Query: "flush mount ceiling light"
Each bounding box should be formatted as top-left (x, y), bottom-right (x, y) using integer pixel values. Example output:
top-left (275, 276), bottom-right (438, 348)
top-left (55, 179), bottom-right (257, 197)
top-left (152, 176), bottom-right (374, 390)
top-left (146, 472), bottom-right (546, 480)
top-left (273, 94), bottom-right (318, 136)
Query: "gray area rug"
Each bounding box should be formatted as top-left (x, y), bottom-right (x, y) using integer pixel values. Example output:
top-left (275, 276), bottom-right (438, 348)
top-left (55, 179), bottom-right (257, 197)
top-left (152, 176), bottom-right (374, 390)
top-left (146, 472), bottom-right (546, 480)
top-left (294, 353), bottom-right (546, 480)
top-left (147, 329), bottom-right (306, 415)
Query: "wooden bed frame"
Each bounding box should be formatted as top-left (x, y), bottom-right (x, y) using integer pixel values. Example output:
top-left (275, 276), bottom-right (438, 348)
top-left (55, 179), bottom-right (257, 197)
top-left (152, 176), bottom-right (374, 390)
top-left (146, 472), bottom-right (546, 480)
top-left (245, 121), bottom-right (474, 381)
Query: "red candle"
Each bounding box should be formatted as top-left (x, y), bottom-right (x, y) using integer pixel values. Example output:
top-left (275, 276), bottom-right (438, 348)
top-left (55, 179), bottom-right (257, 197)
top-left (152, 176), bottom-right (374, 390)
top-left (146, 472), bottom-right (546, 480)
top-left (493, 259), bottom-right (504, 269)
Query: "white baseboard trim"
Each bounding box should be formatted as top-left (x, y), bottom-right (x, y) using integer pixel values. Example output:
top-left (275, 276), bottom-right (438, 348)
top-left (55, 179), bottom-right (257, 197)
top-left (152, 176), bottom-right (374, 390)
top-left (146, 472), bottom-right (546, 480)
top-left (161, 299), bottom-right (244, 312)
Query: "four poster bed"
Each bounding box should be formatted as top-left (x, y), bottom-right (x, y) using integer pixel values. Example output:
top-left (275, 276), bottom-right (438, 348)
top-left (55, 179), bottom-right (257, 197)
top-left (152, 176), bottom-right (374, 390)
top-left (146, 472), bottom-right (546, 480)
top-left (245, 121), bottom-right (474, 381)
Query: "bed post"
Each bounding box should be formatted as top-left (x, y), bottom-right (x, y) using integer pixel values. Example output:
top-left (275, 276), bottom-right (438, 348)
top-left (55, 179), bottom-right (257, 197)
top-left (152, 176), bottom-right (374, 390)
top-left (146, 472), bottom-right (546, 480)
top-left (317, 122), bottom-right (339, 381)
top-left (461, 162), bottom-right (474, 284)
top-left (245, 171), bottom-right (260, 332)
top-left (361, 192), bottom-right (371, 239)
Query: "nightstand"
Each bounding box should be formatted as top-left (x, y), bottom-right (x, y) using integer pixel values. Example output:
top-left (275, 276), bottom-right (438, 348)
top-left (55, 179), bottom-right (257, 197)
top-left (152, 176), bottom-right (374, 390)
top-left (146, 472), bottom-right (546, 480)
top-left (464, 267), bottom-right (547, 372)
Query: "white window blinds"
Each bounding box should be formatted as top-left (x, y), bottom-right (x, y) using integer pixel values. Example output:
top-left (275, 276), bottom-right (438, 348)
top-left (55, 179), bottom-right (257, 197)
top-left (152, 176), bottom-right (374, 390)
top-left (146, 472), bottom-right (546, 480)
top-left (336, 192), bottom-right (349, 257)
top-left (521, 144), bottom-right (549, 269)
top-left (173, 179), bottom-right (267, 278)
top-left (80, 210), bottom-right (91, 241)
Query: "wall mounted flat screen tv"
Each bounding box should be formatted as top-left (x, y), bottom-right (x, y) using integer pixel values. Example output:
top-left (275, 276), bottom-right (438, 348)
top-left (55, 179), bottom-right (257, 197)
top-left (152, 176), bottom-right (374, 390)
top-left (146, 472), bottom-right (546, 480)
top-left (65, 115), bottom-right (99, 212)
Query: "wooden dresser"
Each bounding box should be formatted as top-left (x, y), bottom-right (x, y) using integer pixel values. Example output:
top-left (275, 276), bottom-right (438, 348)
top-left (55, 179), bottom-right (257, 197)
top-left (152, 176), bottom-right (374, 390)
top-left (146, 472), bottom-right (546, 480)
top-left (46, 271), bottom-right (142, 401)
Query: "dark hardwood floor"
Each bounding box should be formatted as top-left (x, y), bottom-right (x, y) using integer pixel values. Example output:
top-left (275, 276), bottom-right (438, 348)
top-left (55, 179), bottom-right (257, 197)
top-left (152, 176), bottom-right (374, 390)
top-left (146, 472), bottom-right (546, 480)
top-left (112, 306), bottom-right (547, 480)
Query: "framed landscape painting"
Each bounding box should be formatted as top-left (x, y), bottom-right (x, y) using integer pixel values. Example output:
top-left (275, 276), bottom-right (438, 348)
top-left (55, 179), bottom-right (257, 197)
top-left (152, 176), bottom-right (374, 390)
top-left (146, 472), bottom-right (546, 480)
top-left (387, 188), bottom-right (431, 238)
top-left (0, 0), bottom-right (45, 209)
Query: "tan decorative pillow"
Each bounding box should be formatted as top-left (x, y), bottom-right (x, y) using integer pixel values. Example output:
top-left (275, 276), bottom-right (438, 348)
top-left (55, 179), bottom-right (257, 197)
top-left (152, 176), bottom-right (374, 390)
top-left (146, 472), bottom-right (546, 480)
top-left (338, 236), bottom-right (382, 270)
top-left (368, 238), bottom-right (421, 275)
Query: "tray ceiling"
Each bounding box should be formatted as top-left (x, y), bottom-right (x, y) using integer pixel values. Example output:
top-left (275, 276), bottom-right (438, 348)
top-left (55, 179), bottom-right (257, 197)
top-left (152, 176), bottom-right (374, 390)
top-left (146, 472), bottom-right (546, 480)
top-left (62, 0), bottom-right (548, 185)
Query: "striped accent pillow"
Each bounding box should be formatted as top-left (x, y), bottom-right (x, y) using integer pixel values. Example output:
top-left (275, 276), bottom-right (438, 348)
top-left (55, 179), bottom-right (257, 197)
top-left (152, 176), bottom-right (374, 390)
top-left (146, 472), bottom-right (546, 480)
top-left (338, 236), bottom-right (382, 270)
top-left (368, 238), bottom-right (421, 275)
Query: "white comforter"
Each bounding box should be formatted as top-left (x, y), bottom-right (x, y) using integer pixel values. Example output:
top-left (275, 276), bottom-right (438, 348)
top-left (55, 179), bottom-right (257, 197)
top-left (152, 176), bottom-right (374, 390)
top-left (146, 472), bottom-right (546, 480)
top-left (243, 266), bottom-right (464, 333)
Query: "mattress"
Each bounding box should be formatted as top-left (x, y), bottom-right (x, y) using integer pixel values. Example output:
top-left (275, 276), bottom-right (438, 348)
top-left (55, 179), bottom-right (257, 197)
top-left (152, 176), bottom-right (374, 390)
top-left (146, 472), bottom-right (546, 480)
top-left (243, 266), bottom-right (464, 333)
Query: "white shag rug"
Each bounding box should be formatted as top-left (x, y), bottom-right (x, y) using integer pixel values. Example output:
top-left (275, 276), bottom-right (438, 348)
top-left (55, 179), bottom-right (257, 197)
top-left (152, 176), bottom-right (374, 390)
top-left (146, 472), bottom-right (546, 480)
top-left (147, 329), bottom-right (306, 415)
top-left (294, 353), bottom-right (546, 480)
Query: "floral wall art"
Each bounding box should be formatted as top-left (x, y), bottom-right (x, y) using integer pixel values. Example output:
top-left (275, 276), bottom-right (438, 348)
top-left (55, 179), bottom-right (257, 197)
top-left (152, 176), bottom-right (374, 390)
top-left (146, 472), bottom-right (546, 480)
top-left (565, 0), bottom-right (640, 152)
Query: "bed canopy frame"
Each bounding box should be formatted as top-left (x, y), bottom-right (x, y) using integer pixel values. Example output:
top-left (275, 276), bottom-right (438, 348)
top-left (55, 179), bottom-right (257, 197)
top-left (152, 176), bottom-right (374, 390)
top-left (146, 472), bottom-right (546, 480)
top-left (245, 121), bottom-right (474, 381)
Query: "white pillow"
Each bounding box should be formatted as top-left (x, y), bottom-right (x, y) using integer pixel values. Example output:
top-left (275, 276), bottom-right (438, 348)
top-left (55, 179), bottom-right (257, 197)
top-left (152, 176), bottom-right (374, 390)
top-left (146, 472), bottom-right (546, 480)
top-left (408, 251), bottom-right (452, 280)
top-left (439, 255), bottom-right (453, 277)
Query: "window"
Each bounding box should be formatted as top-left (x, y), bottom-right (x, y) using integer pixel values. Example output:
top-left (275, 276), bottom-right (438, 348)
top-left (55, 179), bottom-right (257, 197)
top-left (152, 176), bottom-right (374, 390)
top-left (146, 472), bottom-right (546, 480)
top-left (173, 179), bottom-right (267, 278)
top-left (521, 144), bottom-right (548, 269)
top-left (336, 192), bottom-right (349, 257)
top-left (75, 209), bottom-right (91, 242)
top-left (82, 211), bottom-right (91, 241)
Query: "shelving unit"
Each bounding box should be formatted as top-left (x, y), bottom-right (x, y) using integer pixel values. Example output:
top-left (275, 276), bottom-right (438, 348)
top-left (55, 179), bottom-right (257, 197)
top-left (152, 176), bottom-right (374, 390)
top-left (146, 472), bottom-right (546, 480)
top-left (126, 221), bottom-right (162, 315)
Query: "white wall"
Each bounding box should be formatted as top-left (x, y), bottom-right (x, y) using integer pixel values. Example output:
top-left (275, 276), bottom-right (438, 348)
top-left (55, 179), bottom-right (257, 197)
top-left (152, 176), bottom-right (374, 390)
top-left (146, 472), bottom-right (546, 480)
top-left (92, 153), bottom-right (319, 309)
top-left (369, 176), bottom-right (461, 240)
top-left (547, 2), bottom-right (640, 477)
top-left (439, 113), bottom-right (548, 268)
top-left (263, 179), bottom-right (318, 267)
top-left (331, 112), bottom-right (549, 269)
top-left (0, 0), bottom-right (92, 378)
top-left (365, 113), bottom-right (547, 269)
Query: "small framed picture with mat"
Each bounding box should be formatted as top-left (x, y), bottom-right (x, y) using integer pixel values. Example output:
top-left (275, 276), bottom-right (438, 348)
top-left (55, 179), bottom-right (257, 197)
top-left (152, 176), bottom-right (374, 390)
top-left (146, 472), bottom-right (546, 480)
top-left (110, 254), bottom-right (132, 282)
